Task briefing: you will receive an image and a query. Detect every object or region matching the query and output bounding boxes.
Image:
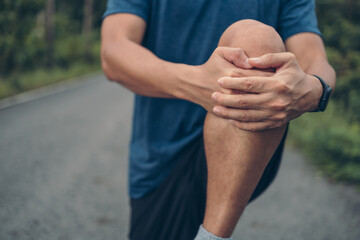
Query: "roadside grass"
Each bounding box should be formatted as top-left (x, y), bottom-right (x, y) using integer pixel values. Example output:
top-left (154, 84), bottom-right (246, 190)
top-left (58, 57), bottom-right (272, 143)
top-left (289, 101), bottom-right (360, 190)
top-left (0, 62), bottom-right (101, 100)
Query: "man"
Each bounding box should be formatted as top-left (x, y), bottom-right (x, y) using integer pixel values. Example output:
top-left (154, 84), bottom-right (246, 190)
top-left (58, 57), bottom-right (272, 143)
top-left (101, 1), bottom-right (335, 240)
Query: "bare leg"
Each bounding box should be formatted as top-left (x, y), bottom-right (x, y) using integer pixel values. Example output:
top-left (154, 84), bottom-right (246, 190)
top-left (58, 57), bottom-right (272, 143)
top-left (202, 20), bottom-right (287, 238)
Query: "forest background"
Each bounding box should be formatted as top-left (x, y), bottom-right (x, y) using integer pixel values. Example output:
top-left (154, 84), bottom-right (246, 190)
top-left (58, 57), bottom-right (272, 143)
top-left (0, 0), bottom-right (359, 187)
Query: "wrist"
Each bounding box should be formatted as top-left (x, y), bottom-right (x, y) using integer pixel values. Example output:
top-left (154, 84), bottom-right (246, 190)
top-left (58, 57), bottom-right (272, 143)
top-left (310, 74), bottom-right (333, 112)
top-left (158, 62), bottom-right (193, 100)
top-left (306, 74), bottom-right (324, 112)
top-left (173, 64), bottom-right (206, 103)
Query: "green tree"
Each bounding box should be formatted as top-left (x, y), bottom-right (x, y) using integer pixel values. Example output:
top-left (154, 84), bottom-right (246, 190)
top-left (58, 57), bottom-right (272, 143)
top-left (0, 0), bottom-right (44, 76)
top-left (45, 0), bottom-right (55, 67)
top-left (82, 0), bottom-right (94, 62)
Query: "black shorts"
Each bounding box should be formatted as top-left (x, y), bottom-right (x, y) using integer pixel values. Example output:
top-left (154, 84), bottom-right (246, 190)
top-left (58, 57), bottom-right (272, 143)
top-left (130, 129), bottom-right (287, 240)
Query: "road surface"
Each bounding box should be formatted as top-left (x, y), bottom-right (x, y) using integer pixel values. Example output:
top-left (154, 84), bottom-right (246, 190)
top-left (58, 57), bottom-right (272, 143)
top-left (0, 73), bottom-right (359, 240)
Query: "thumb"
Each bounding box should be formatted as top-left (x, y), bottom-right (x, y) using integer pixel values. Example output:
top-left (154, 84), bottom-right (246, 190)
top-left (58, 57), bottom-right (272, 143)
top-left (218, 47), bottom-right (252, 69)
top-left (248, 52), bottom-right (296, 69)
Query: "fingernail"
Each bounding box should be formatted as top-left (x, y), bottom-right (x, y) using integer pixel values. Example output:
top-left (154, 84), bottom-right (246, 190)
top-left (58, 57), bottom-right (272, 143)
top-left (245, 58), bottom-right (252, 68)
top-left (249, 57), bottom-right (261, 63)
top-left (212, 92), bottom-right (218, 100)
top-left (213, 106), bottom-right (220, 114)
top-left (217, 78), bottom-right (224, 86)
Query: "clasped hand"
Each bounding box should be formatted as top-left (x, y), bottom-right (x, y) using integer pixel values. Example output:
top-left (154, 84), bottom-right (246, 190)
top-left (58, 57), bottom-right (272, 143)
top-left (211, 51), bottom-right (320, 131)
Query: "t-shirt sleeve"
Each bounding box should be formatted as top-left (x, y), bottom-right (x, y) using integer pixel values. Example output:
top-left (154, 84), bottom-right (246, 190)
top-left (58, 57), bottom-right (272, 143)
top-left (278, 0), bottom-right (321, 41)
top-left (102, 0), bottom-right (150, 21)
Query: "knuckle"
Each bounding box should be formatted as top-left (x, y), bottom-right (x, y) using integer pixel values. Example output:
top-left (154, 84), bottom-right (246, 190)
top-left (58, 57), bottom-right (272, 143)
top-left (270, 100), bottom-right (288, 111)
top-left (249, 125), bottom-right (258, 132)
top-left (242, 79), bottom-right (253, 91)
top-left (229, 69), bottom-right (244, 77)
top-left (274, 112), bottom-right (287, 121)
top-left (286, 52), bottom-right (296, 63)
top-left (241, 113), bottom-right (250, 121)
top-left (265, 53), bottom-right (273, 62)
top-left (214, 47), bottom-right (224, 55)
top-left (225, 69), bottom-right (234, 77)
top-left (276, 81), bottom-right (291, 93)
top-left (237, 97), bottom-right (248, 108)
top-left (235, 48), bottom-right (245, 56)
top-left (287, 52), bottom-right (296, 59)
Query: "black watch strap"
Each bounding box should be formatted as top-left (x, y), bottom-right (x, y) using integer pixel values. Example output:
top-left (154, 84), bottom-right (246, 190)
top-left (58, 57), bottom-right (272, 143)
top-left (311, 75), bottom-right (333, 112)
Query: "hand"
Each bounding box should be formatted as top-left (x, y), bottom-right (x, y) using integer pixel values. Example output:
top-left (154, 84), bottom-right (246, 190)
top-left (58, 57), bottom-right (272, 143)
top-left (211, 52), bottom-right (323, 131)
top-left (189, 47), bottom-right (273, 112)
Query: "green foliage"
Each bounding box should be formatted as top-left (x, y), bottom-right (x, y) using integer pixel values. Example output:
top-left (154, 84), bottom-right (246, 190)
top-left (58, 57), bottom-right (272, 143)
top-left (0, 0), bottom-right (45, 75)
top-left (54, 32), bottom-right (99, 68)
top-left (290, 103), bottom-right (360, 184)
top-left (291, 0), bottom-right (360, 186)
top-left (317, 1), bottom-right (360, 121)
top-left (0, 0), bottom-right (106, 97)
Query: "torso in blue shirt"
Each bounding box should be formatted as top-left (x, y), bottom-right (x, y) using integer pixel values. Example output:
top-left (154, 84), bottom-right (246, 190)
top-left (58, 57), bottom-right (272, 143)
top-left (103, 0), bottom-right (320, 199)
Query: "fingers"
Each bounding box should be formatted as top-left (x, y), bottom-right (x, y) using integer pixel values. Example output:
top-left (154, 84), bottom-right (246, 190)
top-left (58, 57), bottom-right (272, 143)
top-left (228, 120), bottom-right (285, 132)
top-left (248, 52), bottom-right (296, 69)
top-left (217, 47), bottom-right (252, 69)
top-left (211, 106), bottom-right (287, 131)
top-left (212, 106), bottom-right (267, 122)
top-left (227, 68), bottom-right (274, 78)
top-left (218, 76), bottom-right (275, 93)
top-left (212, 92), bottom-right (268, 109)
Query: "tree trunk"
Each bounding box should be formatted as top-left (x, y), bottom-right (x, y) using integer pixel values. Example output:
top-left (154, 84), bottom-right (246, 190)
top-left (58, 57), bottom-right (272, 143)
top-left (83, 0), bottom-right (93, 62)
top-left (346, 0), bottom-right (354, 20)
top-left (45, 0), bottom-right (55, 67)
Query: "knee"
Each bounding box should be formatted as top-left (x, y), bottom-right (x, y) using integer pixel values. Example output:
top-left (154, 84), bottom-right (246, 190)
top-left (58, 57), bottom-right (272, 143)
top-left (218, 19), bottom-right (285, 57)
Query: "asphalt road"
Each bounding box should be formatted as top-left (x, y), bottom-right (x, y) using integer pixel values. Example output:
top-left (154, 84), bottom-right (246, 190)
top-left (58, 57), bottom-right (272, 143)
top-left (0, 73), bottom-right (359, 240)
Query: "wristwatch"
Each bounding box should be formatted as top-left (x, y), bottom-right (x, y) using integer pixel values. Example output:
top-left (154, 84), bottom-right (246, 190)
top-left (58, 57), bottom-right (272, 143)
top-left (311, 75), bottom-right (333, 112)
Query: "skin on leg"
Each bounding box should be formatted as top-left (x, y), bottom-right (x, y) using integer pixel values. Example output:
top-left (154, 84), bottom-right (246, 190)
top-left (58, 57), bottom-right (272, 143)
top-left (202, 20), bottom-right (287, 238)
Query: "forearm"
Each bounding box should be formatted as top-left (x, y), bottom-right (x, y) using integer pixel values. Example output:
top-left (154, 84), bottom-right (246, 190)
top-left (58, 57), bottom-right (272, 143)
top-left (299, 58), bottom-right (336, 112)
top-left (305, 58), bottom-right (336, 90)
top-left (101, 36), bottom-right (256, 113)
top-left (101, 37), bottom-right (194, 99)
top-left (101, 14), bottom-right (260, 114)
top-left (286, 33), bottom-right (336, 112)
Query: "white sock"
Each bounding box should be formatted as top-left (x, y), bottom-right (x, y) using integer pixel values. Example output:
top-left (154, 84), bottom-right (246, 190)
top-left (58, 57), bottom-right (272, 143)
top-left (194, 225), bottom-right (233, 240)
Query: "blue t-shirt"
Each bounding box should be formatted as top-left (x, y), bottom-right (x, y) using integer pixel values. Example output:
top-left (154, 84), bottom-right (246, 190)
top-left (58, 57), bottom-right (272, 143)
top-left (103, 0), bottom-right (321, 199)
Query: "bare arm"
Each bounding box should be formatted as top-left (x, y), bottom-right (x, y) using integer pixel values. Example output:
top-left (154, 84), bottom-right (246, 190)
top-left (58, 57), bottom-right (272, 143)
top-left (101, 13), bottom-right (187, 98)
top-left (286, 33), bottom-right (335, 89)
top-left (101, 13), bottom-right (254, 111)
top-left (285, 32), bottom-right (336, 110)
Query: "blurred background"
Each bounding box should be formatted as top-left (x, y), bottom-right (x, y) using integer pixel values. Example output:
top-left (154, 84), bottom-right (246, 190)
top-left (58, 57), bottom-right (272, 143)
top-left (0, 0), bottom-right (359, 239)
top-left (0, 0), bottom-right (106, 98)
